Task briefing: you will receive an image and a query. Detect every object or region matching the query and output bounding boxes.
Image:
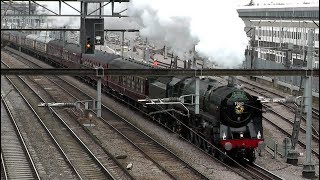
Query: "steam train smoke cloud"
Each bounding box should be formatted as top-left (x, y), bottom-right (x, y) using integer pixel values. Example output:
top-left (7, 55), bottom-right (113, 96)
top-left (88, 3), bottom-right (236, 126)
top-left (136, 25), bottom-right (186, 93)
top-left (128, 0), bottom-right (248, 68)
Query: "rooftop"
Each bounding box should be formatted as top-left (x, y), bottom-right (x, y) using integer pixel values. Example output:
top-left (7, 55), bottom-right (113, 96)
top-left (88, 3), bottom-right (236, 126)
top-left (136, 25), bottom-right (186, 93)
top-left (237, 5), bottom-right (319, 20)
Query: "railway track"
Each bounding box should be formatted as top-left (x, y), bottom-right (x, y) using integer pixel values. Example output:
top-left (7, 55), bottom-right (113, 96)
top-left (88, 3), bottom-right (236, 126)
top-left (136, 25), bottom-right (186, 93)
top-left (48, 72), bottom-right (209, 179)
top-left (240, 77), bottom-right (319, 136)
top-left (262, 115), bottom-right (319, 158)
top-left (1, 153), bottom-right (6, 180)
top-left (238, 77), bottom-right (319, 135)
top-left (3, 47), bottom-right (208, 179)
top-left (2, 46), bottom-right (285, 180)
top-left (1, 71), bottom-right (80, 179)
top-left (263, 103), bottom-right (320, 143)
top-left (1, 97), bottom-right (40, 180)
top-left (2, 62), bottom-right (117, 179)
top-left (242, 84), bottom-right (319, 158)
top-left (245, 163), bottom-right (283, 180)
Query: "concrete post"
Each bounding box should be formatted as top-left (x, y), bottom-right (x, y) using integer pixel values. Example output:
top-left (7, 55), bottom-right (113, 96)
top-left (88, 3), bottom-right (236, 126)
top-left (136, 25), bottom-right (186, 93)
top-left (302, 29), bottom-right (315, 179)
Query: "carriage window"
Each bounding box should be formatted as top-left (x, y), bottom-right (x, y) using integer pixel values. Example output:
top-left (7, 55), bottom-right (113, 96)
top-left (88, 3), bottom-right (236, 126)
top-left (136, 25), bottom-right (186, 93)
top-left (127, 76), bottom-right (131, 87)
top-left (123, 76), bottom-right (126, 84)
top-left (136, 78), bottom-right (140, 91)
top-left (140, 80), bottom-right (144, 93)
top-left (132, 77), bottom-right (136, 90)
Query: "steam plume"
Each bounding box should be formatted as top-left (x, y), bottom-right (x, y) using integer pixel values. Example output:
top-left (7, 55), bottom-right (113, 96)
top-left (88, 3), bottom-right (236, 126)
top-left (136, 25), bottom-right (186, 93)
top-left (128, 0), bottom-right (248, 68)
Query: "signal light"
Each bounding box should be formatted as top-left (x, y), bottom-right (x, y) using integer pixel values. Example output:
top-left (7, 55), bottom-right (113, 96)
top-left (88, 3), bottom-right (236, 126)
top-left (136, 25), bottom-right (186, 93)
top-left (85, 38), bottom-right (94, 54)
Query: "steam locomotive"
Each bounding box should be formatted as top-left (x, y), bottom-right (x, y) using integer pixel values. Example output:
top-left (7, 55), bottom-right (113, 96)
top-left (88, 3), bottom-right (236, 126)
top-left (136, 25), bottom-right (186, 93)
top-left (2, 31), bottom-right (264, 163)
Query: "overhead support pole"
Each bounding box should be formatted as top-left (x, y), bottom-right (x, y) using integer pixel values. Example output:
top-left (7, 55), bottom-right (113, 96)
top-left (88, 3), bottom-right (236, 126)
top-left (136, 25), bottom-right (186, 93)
top-left (62, 26), bottom-right (65, 47)
top-left (97, 77), bottom-right (102, 117)
top-left (121, 31), bottom-right (124, 59)
top-left (111, 0), bottom-right (114, 16)
top-left (302, 29), bottom-right (315, 179)
top-left (96, 68), bottom-right (104, 118)
top-left (250, 27), bottom-right (256, 80)
top-left (59, 0), bottom-right (61, 15)
top-left (99, 2), bottom-right (102, 17)
top-left (195, 77), bottom-right (200, 114)
top-left (19, 28), bottom-right (21, 51)
top-left (29, 0), bottom-right (31, 15)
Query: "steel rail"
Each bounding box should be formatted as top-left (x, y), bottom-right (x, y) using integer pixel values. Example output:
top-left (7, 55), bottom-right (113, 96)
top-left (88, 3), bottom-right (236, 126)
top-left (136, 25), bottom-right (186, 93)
top-left (3, 51), bottom-right (134, 180)
top-left (8, 51), bottom-right (179, 179)
top-left (247, 163), bottom-right (284, 180)
top-left (16, 75), bottom-right (117, 180)
top-left (10, 47), bottom-right (207, 179)
top-left (263, 104), bottom-right (319, 142)
top-left (2, 62), bottom-right (84, 180)
top-left (54, 76), bottom-right (209, 180)
top-left (1, 96), bottom-right (41, 180)
top-left (0, 150), bottom-right (8, 180)
top-left (262, 117), bottom-right (319, 158)
top-left (240, 79), bottom-right (319, 138)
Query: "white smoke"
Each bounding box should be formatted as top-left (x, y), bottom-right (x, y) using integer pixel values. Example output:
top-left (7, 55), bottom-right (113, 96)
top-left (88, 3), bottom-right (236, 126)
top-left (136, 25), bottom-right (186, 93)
top-left (128, 0), bottom-right (248, 68)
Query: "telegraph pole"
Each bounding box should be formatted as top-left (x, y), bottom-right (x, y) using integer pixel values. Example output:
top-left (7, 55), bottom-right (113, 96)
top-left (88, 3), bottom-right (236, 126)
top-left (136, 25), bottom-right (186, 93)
top-left (302, 29), bottom-right (315, 179)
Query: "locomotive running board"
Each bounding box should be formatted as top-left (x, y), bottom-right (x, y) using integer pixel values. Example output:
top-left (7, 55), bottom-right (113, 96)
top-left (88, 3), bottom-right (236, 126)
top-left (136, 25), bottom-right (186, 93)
top-left (148, 109), bottom-right (188, 117)
top-left (138, 98), bottom-right (191, 117)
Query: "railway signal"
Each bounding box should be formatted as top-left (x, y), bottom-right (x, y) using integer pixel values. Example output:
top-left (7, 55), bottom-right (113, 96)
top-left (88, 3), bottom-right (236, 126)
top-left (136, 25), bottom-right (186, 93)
top-left (85, 38), bottom-right (94, 54)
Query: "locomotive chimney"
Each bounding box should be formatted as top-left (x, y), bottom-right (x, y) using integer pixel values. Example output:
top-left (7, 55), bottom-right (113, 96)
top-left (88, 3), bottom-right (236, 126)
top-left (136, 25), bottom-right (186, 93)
top-left (227, 76), bottom-right (236, 87)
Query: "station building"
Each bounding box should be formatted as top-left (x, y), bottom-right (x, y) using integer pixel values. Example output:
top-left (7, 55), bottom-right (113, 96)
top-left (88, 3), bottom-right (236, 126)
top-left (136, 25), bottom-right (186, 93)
top-left (237, 5), bottom-right (319, 95)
